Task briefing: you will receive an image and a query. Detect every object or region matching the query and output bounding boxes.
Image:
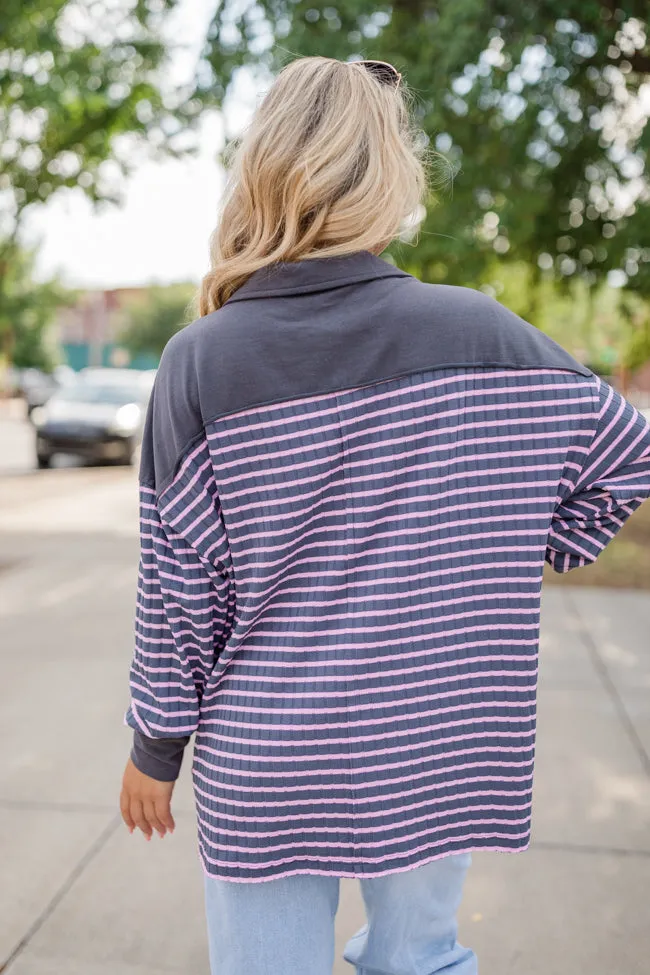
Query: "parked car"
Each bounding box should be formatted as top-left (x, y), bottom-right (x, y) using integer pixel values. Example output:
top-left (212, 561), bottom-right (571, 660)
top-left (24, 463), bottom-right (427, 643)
top-left (20, 366), bottom-right (76, 416)
top-left (79, 367), bottom-right (156, 393)
top-left (31, 375), bottom-right (151, 468)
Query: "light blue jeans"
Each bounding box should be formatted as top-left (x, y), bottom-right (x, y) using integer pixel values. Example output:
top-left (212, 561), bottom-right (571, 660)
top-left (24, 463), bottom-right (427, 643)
top-left (204, 853), bottom-right (477, 975)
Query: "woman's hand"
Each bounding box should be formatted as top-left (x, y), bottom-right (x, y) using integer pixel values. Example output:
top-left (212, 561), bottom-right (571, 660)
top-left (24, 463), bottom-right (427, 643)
top-left (120, 757), bottom-right (176, 840)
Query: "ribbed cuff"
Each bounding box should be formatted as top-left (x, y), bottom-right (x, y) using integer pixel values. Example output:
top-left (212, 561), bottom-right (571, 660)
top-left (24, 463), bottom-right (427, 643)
top-left (130, 730), bottom-right (191, 782)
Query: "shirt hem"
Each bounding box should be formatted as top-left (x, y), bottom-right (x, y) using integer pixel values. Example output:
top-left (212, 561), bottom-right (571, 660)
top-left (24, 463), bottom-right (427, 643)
top-left (198, 839), bottom-right (531, 884)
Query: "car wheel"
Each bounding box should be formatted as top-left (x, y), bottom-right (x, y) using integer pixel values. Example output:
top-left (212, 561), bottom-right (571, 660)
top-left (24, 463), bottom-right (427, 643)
top-left (36, 452), bottom-right (52, 469)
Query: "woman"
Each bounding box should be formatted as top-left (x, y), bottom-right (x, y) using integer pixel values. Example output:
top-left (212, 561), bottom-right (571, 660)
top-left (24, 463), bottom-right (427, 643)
top-left (119, 56), bottom-right (650, 975)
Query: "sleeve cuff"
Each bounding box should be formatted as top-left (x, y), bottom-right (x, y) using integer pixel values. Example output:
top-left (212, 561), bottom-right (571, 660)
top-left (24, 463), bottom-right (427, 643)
top-left (130, 730), bottom-right (191, 782)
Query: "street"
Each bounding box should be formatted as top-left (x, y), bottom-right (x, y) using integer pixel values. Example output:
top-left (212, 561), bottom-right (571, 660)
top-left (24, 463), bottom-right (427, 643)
top-left (1, 408), bottom-right (650, 974)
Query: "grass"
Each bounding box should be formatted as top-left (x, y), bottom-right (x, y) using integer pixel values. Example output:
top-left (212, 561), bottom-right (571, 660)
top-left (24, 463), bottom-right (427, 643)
top-left (544, 500), bottom-right (650, 590)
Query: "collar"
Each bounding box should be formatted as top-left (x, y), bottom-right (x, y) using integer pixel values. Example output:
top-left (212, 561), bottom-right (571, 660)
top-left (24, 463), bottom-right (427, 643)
top-left (224, 250), bottom-right (412, 303)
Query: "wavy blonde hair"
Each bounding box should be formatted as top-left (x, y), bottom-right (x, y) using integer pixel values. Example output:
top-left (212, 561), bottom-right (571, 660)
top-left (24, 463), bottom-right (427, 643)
top-left (199, 56), bottom-right (428, 315)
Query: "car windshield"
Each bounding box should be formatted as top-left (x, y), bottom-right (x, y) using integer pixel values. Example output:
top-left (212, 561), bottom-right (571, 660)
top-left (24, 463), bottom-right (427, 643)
top-left (55, 384), bottom-right (144, 406)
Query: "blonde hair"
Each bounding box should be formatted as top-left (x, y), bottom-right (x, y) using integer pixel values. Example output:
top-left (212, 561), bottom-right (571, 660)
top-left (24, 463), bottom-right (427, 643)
top-left (199, 56), bottom-right (428, 315)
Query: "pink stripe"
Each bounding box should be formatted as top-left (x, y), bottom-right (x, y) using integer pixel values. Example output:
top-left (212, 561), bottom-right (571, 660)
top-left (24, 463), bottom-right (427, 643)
top-left (192, 769), bottom-right (533, 806)
top-left (203, 695), bottom-right (533, 718)
top-left (211, 667), bottom-right (537, 703)
top-left (196, 816), bottom-right (532, 851)
top-left (547, 527), bottom-right (595, 561)
top-left (175, 503), bottom-right (217, 540)
top-left (242, 368), bottom-right (588, 427)
top-left (192, 752), bottom-right (534, 794)
top-left (195, 722), bottom-right (536, 754)
top-left (158, 440), bottom-right (209, 506)
top-left (215, 434), bottom-right (573, 488)
top-left (228, 550), bottom-right (544, 591)
top-left (197, 799), bottom-right (533, 839)
top-left (126, 700), bottom-right (151, 736)
top-left (204, 647), bottom-right (539, 683)
top-left (212, 412), bottom-right (585, 490)
top-left (224, 476), bottom-right (559, 520)
top-left (208, 373), bottom-right (591, 443)
top-left (228, 507), bottom-right (551, 554)
top-left (161, 457), bottom-right (213, 518)
top-left (196, 709), bottom-right (536, 754)
top-left (139, 717), bottom-right (198, 733)
top-left (218, 451), bottom-right (564, 506)
top-left (162, 464), bottom-right (215, 524)
top-left (213, 417), bottom-right (586, 498)
top-left (137, 614), bottom-right (215, 631)
top-left (193, 780), bottom-right (533, 819)
top-left (197, 839), bottom-right (529, 882)
top-left (230, 527), bottom-right (549, 571)
top-left (223, 619), bottom-right (539, 647)
top-left (225, 490), bottom-right (552, 536)
top-left (582, 412), bottom-right (642, 485)
top-left (216, 606), bottom-right (536, 636)
top-left (222, 565), bottom-right (541, 606)
top-left (218, 426), bottom-right (582, 479)
top-left (228, 576), bottom-right (539, 623)
top-left (194, 521), bottom-right (228, 551)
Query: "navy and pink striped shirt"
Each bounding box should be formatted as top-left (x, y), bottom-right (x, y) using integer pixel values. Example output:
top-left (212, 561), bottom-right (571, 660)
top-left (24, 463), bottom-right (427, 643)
top-left (124, 250), bottom-right (650, 882)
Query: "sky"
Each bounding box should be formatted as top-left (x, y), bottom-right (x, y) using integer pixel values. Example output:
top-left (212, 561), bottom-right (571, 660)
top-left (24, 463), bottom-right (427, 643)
top-left (23, 0), bottom-right (252, 290)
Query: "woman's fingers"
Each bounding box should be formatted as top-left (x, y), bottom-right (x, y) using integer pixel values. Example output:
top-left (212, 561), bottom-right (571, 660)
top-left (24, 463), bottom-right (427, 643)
top-left (120, 788), bottom-right (135, 832)
top-left (154, 797), bottom-right (176, 834)
top-left (143, 798), bottom-right (167, 838)
top-left (120, 757), bottom-right (176, 840)
top-left (130, 796), bottom-right (152, 840)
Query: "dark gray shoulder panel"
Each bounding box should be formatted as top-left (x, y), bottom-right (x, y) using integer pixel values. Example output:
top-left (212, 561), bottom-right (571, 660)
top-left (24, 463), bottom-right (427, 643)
top-left (138, 327), bottom-right (203, 491)
top-left (190, 276), bottom-right (592, 428)
top-left (140, 274), bottom-right (592, 489)
top-left (412, 281), bottom-right (593, 377)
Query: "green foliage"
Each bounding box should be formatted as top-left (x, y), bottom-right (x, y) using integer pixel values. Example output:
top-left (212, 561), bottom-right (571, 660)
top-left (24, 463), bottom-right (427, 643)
top-left (118, 283), bottom-right (197, 359)
top-left (0, 0), bottom-right (201, 233)
top-left (0, 244), bottom-right (71, 370)
top-left (623, 320), bottom-right (650, 371)
top-left (0, 0), bottom-right (205, 367)
top-left (198, 0), bottom-right (650, 295)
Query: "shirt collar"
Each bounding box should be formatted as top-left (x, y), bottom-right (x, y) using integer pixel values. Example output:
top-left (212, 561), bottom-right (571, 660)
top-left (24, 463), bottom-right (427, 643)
top-left (224, 250), bottom-right (411, 303)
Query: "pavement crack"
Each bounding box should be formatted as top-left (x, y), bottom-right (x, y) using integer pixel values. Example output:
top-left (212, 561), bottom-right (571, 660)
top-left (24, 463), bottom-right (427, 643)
top-left (0, 813), bottom-right (121, 973)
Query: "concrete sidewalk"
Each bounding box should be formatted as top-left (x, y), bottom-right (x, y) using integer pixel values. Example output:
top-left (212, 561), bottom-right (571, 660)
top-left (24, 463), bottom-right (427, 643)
top-left (0, 477), bottom-right (649, 974)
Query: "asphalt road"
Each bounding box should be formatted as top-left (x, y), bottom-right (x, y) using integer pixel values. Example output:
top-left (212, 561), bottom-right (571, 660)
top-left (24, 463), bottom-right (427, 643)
top-left (1, 421), bottom-right (649, 974)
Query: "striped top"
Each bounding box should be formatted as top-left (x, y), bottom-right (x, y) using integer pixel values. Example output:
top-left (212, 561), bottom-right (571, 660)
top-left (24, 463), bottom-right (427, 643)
top-left (124, 250), bottom-right (650, 882)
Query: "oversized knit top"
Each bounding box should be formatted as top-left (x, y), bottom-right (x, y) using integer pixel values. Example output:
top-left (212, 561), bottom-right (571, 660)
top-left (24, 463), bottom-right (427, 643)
top-left (124, 250), bottom-right (650, 882)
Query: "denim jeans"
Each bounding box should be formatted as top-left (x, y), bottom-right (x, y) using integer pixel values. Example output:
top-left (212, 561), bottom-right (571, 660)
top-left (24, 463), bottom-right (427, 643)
top-left (203, 852), bottom-right (477, 975)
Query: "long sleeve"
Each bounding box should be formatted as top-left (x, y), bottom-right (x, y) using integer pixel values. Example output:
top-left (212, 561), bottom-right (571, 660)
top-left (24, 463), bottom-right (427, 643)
top-left (546, 376), bottom-right (650, 573)
top-left (124, 346), bottom-right (235, 780)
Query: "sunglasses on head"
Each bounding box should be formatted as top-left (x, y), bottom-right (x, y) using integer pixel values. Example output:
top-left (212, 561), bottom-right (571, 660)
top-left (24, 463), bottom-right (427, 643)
top-left (353, 59), bottom-right (402, 88)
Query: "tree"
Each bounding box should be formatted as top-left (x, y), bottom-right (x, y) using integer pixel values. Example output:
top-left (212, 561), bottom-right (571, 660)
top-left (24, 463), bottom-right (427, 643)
top-left (0, 0), bottom-right (201, 235)
top-left (197, 1), bottom-right (650, 296)
top-left (0, 0), bottom-right (203, 362)
top-left (118, 283), bottom-right (196, 359)
top-left (621, 294), bottom-right (650, 370)
top-left (0, 244), bottom-right (70, 371)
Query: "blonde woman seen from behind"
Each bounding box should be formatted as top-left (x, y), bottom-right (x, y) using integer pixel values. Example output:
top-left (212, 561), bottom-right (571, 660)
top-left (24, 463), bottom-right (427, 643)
top-left (119, 56), bottom-right (650, 975)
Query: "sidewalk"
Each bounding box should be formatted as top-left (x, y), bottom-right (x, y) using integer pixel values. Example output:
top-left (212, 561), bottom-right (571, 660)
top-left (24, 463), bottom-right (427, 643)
top-left (0, 397), bottom-right (27, 420)
top-left (1, 503), bottom-right (649, 975)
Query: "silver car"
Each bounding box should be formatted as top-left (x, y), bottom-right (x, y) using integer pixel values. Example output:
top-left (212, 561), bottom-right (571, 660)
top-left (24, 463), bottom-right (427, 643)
top-left (31, 375), bottom-right (152, 468)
